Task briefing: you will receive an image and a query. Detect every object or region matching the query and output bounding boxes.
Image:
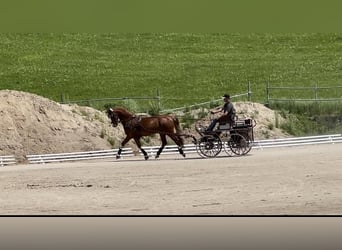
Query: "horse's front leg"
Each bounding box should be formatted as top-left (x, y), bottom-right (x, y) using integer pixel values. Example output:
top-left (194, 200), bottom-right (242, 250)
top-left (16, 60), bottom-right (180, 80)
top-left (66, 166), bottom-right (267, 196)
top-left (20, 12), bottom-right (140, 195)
top-left (134, 137), bottom-right (149, 160)
top-left (117, 136), bottom-right (132, 159)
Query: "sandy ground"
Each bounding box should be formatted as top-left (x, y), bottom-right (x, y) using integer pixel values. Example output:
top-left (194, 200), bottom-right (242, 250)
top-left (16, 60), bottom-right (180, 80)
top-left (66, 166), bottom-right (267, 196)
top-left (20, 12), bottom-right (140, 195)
top-left (1, 143), bottom-right (342, 215)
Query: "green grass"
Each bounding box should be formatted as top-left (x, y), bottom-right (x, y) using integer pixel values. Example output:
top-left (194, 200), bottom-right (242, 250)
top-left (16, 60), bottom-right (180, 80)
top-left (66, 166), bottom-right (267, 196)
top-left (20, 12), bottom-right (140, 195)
top-left (270, 101), bottom-right (342, 136)
top-left (1, 33), bottom-right (342, 136)
top-left (269, 101), bottom-right (342, 117)
top-left (1, 33), bottom-right (342, 110)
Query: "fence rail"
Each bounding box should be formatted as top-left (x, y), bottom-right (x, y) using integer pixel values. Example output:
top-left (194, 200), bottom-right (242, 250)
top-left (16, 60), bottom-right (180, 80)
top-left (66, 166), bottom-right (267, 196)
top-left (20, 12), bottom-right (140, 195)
top-left (161, 87), bottom-right (252, 114)
top-left (61, 82), bottom-right (253, 114)
top-left (253, 134), bottom-right (342, 149)
top-left (26, 148), bottom-right (133, 164)
top-left (23, 134), bottom-right (342, 164)
top-left (0, 155), bottom-right (17, 167)
top-left (141, 144), bottom-right (198, 157)
top-left (266, 82), bottom-right (342, 103)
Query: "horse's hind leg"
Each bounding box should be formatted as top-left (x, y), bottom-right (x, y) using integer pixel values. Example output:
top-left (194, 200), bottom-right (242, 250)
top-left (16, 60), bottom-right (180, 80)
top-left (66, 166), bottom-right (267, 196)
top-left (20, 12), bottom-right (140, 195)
top-left (156, 134), bottom-right (167, 159)
top-left (169, 134), bottom-right (186, 158)
top-left (178, 144), bottom-right (186, 158)
top-left (134, 137), bottom-right (149, 160)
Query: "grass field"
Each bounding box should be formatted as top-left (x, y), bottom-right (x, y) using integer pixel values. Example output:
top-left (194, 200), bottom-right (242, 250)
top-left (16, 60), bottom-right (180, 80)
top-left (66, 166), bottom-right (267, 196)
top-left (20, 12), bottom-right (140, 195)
top-left (1, 33), bottom-right (342, 110)
top-left (1, 33), bottom-right (341, 135)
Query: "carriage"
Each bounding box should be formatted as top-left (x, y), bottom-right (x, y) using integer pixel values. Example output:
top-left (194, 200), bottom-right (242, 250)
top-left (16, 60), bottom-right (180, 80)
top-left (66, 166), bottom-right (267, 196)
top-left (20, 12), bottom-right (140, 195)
top-left (194, 117), bottom-right (256, 158)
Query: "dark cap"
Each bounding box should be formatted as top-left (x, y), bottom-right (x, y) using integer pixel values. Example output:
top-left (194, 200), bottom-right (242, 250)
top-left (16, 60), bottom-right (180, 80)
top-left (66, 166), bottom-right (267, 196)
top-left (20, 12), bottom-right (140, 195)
top-left (222, 94), bottom-right (230, 99)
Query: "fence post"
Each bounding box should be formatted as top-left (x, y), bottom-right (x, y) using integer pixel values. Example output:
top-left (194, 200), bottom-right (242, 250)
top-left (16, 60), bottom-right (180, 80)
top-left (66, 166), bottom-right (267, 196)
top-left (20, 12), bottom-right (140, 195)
top-left (247, 81), bottom-right (252, 102)
top-left (329, 135), bottom-right (334, 144)
top-left (149, 148), bottom-right (155, 158)
top-left (157, 88), bottom-right (161, 111)
top-left (266, 81), bottom-right (270, 105)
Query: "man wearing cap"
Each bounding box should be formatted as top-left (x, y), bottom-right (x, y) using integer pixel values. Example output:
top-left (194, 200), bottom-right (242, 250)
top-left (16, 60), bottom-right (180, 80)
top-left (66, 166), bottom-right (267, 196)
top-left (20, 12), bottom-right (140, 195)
top-left (205, 94), bottom-right (236, 132)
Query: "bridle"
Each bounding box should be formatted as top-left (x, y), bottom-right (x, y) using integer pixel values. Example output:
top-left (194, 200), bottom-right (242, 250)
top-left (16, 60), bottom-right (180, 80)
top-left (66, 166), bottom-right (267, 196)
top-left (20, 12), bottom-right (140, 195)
top-left (108, 108), bottom-right (120, 127)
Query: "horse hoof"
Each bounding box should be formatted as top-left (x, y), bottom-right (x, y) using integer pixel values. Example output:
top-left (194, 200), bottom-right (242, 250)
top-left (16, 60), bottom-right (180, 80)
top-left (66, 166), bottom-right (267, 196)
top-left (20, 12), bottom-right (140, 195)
top-left (155, 155), bottom-right (159, 159)
top-left (182, 154), bottom-right (186, 158)
top-left (144, 155), bottom-right (149, 160)
top-left (116, 155), bottom-right (121, 160)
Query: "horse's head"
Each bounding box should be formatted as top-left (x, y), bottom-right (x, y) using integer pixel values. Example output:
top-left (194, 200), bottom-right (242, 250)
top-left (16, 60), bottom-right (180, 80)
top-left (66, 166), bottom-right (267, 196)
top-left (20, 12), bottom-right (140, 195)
top-left (107, 108), bottom-right (119, 127)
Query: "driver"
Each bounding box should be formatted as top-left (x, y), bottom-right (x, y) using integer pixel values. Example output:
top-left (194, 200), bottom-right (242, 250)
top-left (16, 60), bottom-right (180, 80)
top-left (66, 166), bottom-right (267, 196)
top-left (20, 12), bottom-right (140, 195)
top-left (205, 94), bottom-right (236, 132)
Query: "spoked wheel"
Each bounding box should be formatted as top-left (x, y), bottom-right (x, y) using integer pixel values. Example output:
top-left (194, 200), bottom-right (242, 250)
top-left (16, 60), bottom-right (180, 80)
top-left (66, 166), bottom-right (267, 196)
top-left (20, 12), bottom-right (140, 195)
top-left (223, 141), bottom-right (234, 156)
top-left (220, 132), bottom-right (234, 157)
top-left (244, 138), bottom-right (253, 155)
top-left (228, 133), bottom-right (251, 156)
top-left (196, 135), bottom-right (222, 158)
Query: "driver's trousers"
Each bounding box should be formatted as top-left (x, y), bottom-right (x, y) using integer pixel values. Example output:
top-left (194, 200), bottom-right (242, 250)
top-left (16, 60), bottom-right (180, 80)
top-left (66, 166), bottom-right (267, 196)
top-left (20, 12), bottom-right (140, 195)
top-left (206, 115), bottom-right (234, 132)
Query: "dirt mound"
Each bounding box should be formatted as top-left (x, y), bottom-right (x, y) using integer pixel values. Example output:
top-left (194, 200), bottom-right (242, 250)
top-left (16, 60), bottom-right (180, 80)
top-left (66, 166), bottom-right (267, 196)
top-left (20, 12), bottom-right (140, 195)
top-left (234, 102), bottom-right (288, 139)
top-left (0, 90), bottom-right (129, 161)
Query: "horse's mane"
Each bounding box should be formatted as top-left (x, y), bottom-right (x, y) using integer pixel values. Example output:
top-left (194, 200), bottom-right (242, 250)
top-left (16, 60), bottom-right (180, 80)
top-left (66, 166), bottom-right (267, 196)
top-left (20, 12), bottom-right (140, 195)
top-left (113, 107), bottom-right (132, 114)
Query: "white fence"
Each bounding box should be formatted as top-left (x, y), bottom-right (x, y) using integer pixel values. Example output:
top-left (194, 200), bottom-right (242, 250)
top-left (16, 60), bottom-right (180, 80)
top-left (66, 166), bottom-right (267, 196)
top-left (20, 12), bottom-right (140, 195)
top-left (140, 144), bottom-right (198, 157)
top-left (0, 155), bottom-right (17, 167)
top-left (26, 148), bottom-right (133, 164)
top-left (26, 145), bottom-right (198, 164)
top-left (24, 134), bottom-right (342, 164)
top-left (253, 134), bottom-right (342, 149)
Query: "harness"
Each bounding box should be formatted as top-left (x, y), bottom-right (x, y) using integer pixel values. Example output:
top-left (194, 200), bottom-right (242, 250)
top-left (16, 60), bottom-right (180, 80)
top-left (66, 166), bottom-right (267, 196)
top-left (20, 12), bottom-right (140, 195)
top-left (124, 115), bottom-right (142, 130)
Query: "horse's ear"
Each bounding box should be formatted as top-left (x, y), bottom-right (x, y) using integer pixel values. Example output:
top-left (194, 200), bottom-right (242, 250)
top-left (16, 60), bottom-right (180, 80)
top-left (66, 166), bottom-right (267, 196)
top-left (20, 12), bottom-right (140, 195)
top-left (106, 108), bottom-right (113, 116)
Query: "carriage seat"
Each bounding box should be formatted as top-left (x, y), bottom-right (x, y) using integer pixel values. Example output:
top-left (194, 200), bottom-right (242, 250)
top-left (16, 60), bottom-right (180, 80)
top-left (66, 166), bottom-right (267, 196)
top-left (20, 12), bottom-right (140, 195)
top-left (233, 118), bottom-right (253, 128)
top-left (217, 123), bottom-right (231, 130)
top-left (217, 119), bottom-right (252, 130)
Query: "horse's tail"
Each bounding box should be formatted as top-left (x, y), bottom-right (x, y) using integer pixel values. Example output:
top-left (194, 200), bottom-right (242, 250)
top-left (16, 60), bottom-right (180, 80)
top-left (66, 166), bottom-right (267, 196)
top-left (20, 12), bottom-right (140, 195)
top-left (173, 116), bottom-right (184, 145)
top-left (173, 116), bottom-right (182, 134)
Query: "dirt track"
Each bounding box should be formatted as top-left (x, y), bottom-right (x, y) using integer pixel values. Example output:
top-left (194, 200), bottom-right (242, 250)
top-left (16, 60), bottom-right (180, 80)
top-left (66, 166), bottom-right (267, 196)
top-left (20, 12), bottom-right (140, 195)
top-left (1, 143), bottom-right (342, 215)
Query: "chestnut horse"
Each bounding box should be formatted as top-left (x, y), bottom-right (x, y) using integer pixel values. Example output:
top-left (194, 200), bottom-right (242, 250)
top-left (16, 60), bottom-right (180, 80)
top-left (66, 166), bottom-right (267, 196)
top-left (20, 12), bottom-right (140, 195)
top-left (107, 107), bottom-right (185, 160)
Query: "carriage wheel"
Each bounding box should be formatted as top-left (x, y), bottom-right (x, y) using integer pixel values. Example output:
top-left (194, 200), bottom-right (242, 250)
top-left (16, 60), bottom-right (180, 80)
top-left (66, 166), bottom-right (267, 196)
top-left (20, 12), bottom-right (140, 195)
top-left (220, 132), bottom-right (234, 157)
top-left (243, 138), bottom-right (253, 154)
top-left (196, 135), bottom-right (222, 158)
top-left (223, 141), bottom-right (235, 157)
top-left (228, 133), bottom-right (251, 156)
